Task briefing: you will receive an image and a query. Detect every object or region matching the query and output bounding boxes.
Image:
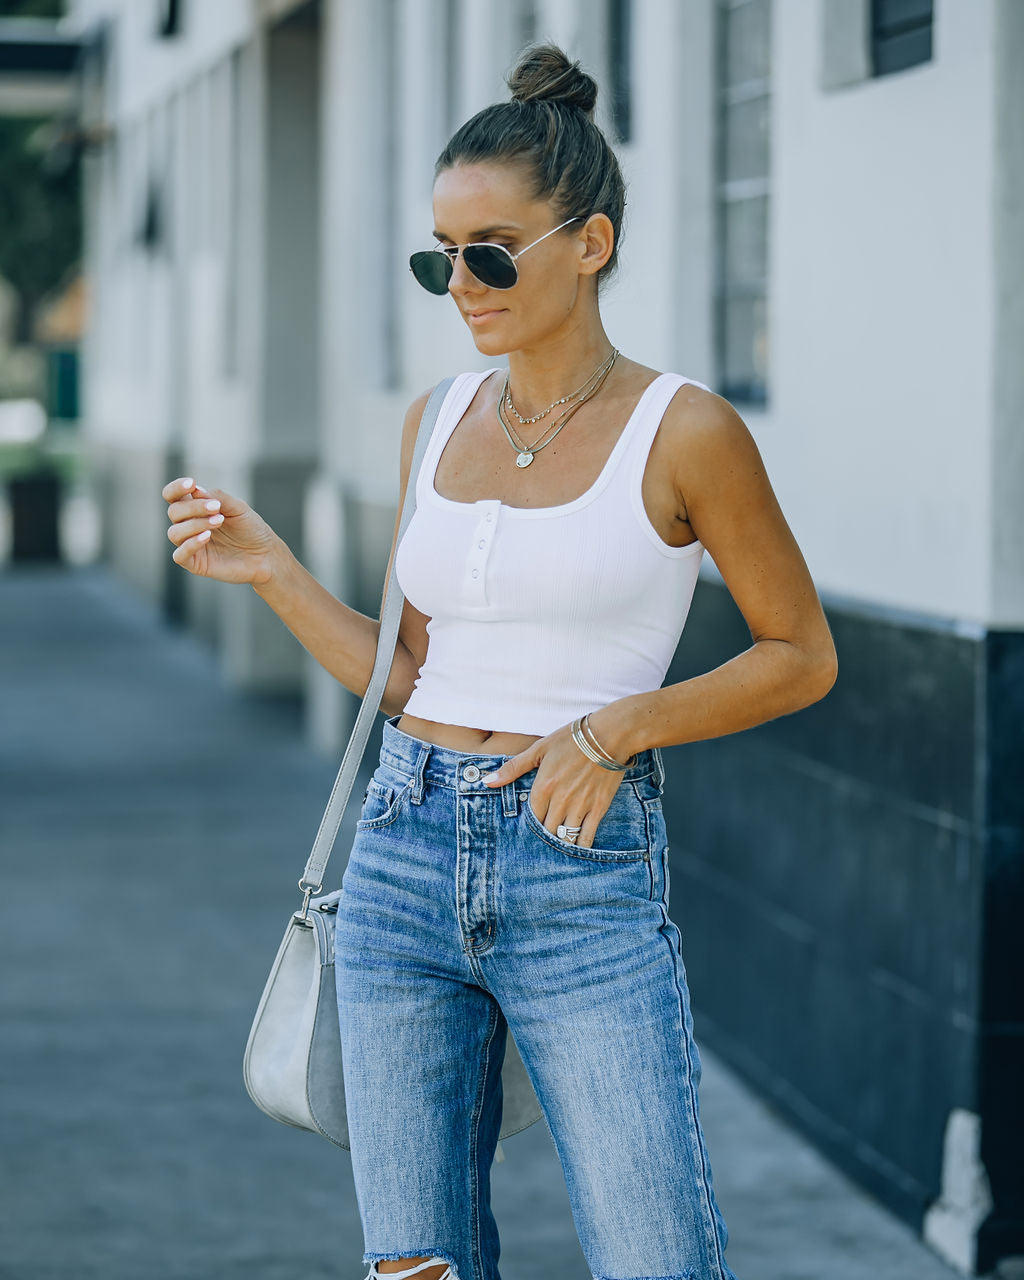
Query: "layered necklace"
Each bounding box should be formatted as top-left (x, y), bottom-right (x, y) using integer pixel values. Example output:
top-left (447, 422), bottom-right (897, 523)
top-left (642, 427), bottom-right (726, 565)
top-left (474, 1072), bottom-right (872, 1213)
top-left (496, 347), bottom-right (620, 468)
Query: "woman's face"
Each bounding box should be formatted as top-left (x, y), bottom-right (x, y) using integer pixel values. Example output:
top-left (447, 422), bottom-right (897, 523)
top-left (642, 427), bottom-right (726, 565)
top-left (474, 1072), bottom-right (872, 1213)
top-left (430, 161), bottom-right (597, 356)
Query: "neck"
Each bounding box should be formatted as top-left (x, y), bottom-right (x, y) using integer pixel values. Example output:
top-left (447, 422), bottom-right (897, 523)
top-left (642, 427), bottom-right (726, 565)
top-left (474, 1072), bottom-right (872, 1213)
top-left (504, 320), bottom-right (616, 418)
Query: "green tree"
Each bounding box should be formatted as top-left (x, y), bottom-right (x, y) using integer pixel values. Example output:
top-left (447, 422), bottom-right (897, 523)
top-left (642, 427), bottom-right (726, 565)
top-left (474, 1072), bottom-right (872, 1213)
top-left (0, 2), bottom-right (65, 19)
top-left (0, 119), bottom-right (81, 343)
top-left (0, 0), bottom-right (80, 342)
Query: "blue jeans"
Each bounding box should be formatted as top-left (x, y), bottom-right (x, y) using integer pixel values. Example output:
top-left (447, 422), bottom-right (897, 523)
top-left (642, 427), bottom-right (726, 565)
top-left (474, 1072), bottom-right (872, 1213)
top-left (335, 714), bottom-right (738, 1280)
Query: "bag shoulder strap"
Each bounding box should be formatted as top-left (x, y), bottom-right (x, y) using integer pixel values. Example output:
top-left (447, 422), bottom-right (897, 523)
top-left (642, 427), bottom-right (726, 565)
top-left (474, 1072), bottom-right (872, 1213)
top-left (298, 375), bottom-right (457, 897)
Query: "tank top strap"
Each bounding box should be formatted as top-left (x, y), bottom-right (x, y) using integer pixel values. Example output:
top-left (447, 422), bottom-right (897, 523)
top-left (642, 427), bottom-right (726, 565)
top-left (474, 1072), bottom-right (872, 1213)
top-left (606, 372), bottom-right (696, 497)
top-left (415, 368), bottom-right (501, 506)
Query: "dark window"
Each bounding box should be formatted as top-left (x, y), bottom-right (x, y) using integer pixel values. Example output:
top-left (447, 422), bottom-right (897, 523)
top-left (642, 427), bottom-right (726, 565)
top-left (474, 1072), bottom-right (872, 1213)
top-left (870, 0), bottom-right (933, 77)
top-left (155, 0), bottom-right (182, 39)
top-left (608, 0), bottom-right (632, 144)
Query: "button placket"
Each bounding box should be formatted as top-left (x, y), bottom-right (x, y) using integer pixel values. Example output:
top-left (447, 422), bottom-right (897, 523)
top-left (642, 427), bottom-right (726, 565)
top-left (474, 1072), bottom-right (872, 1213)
top-left (463, 499), bottom-right (500, 603)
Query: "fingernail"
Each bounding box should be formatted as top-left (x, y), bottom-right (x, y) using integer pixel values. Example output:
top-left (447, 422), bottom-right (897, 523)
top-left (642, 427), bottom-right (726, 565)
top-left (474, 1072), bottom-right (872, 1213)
top-left (204, 499), bottom-right (221, 512)
top-left (481, 772), bottom-right (500, 784)
top-left (209, 513), bottom-right (224, 525)
top-left (198, 529), bottom-right (212, 542)
top-left (180, 476), bottom-right (194, 489)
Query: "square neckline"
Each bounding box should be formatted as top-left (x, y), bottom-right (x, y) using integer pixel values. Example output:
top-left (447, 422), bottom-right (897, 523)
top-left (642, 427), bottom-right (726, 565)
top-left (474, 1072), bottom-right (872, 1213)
top-left (426, 368), bottom-right (673, 519)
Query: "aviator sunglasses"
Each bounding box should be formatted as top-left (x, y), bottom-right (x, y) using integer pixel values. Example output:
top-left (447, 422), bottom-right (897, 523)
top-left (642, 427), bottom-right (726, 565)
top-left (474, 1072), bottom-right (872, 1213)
top-left (409, 215), bottom-right (586, 295)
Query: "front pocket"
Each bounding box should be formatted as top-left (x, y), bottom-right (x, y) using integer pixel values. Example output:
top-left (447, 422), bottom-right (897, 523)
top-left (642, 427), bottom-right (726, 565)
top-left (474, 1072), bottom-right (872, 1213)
top-left (521, 782), bottom-right (650, 862)
top-left (356, 777), bottom-right (413, 829)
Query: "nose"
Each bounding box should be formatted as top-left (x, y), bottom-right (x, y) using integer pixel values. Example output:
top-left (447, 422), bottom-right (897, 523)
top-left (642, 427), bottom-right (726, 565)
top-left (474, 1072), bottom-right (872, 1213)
top-left (447, 248), bottom-right (482, 295)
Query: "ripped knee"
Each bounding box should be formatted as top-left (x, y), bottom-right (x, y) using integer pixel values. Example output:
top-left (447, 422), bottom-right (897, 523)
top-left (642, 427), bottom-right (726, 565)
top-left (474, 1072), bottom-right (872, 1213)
top-left (364, 1253), bottom-right (458, 1280)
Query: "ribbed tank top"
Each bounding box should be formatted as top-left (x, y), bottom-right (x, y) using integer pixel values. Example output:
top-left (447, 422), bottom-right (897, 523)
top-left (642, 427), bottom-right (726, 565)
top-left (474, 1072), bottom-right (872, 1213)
top-left (394, 367), bottom-right (709, 736)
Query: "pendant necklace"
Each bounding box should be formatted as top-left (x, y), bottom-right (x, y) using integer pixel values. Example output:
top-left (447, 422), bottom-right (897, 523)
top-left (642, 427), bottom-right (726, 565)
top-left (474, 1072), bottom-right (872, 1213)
top-left (497, 348), bottom-right (619, 468)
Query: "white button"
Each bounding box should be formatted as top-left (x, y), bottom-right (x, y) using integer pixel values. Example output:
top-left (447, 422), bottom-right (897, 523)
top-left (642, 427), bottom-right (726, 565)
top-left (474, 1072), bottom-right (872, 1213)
top-left (477, 539), bottom-right (485, 548)
top-left (463, 764), bottom-right (481, 782)
top-left (485, 512), bottom-right (493, 522)
top-left (471, 569), bottom-right (479, 578)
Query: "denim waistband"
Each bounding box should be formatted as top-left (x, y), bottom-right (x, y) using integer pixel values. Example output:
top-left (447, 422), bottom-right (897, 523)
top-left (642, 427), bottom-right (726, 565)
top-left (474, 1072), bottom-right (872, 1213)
top-left (379, 713), bottom-right (665, 792)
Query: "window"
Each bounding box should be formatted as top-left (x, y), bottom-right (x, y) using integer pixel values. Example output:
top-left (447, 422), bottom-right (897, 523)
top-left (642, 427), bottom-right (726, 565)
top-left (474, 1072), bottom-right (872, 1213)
top-left (608, 0), bottom-right (632, 144)
top-left (714, 0), bottom-right (770, 406)
top-left (155, 0), bottom-right (182, 39)
top-left (870, 0), bottom-right (933, 77)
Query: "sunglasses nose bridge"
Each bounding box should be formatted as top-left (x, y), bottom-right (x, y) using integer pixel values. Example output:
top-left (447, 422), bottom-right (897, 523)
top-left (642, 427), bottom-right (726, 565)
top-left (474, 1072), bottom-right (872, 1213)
top-left (450, 245), bottom-right (505, 292)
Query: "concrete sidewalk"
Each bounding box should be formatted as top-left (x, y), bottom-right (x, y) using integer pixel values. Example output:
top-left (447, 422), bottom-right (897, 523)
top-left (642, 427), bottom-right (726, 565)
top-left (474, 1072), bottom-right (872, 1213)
top-left (0, 566), bottom-right (960, 1280)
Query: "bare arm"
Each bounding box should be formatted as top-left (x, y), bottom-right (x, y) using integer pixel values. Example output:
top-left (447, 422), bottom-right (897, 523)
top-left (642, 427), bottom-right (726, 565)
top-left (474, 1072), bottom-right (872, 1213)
top-left (163, 388), bottom-right (435, 717)
top-left (589, 388), bottom-right (839, 760)
top-left (252, 389), bottom-right (435, 715)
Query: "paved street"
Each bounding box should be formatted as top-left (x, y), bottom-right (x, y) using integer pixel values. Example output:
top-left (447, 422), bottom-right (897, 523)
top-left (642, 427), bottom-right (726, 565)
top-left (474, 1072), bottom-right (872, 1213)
top-left (0, 566), bottom-right (961, 1280)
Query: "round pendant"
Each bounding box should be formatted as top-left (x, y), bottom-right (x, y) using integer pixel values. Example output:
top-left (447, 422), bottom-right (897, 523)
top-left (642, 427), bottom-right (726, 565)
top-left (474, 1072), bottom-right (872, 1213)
top-left (515, 452), bottom-right (534, 468)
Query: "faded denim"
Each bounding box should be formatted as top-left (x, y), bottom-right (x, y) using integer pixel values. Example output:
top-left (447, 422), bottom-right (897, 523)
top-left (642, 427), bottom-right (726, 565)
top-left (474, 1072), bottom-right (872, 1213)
top-left (335, 714), bottom-right (739, 1280)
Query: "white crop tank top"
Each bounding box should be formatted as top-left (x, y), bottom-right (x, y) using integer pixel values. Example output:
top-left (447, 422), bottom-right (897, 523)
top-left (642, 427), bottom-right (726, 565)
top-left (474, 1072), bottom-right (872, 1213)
top-left (394, 367), bottom-right (710, 736)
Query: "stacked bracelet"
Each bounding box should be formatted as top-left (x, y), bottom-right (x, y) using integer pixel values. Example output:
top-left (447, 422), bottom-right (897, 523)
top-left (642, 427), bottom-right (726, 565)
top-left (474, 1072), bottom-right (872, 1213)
top-left (570, 713), bottom-right (638, 772)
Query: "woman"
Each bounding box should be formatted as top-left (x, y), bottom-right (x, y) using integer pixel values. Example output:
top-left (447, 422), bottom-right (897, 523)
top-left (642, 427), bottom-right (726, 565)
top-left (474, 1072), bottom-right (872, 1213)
top-left (163, 44), bottom-right (836, 1280)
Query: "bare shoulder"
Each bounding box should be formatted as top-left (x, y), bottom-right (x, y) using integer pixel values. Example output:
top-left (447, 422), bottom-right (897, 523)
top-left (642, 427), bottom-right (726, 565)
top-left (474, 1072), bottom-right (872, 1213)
top-left (656, 380), bottom-right (765, 510)
top-left (661, 378), bottom-right (752, 454)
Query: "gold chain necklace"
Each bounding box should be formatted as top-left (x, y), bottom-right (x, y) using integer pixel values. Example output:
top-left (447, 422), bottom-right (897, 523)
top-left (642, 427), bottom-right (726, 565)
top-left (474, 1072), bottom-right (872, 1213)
top-left (504, 347), bottom-right (619, 426)
top-left (496, 351), bottom-right (619, 468)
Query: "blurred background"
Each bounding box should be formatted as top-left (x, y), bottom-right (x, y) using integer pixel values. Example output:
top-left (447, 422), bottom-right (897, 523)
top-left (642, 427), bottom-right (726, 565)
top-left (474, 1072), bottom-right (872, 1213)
top-left (0, 1), bottom-right (1021, 1278)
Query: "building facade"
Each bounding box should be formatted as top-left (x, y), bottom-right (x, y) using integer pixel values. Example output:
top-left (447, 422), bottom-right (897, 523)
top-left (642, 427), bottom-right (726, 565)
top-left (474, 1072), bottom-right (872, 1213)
top-left (64, 0), bottom-right (1024, 1273)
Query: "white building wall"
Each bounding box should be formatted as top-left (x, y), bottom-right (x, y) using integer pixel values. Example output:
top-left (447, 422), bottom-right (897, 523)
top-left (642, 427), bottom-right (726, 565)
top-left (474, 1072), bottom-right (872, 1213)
top-left (771, 0), bottom-right (997, 625)
top-left (70, 0), bottom-right (1020, 710)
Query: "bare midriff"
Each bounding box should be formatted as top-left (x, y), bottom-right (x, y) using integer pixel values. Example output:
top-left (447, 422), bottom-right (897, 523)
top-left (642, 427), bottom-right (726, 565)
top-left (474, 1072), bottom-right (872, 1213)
top-left (395, 713), bottom-right (542, 757)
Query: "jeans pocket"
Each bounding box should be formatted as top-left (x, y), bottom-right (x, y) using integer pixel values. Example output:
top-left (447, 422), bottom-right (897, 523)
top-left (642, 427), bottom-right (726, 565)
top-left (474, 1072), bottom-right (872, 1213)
top-left (356, 776), bottom-right (413, 829)
top-left (521, 779), bottom-right (651, 862)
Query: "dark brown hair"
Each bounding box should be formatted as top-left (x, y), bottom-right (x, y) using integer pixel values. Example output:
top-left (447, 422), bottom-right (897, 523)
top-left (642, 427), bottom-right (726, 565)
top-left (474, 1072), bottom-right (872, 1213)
top-left (435, 44), bottom-right (627, 288)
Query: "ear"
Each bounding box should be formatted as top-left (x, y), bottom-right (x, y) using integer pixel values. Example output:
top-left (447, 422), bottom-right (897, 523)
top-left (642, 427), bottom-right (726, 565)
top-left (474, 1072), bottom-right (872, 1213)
top-left (577, 212), bottom-right (615, 278)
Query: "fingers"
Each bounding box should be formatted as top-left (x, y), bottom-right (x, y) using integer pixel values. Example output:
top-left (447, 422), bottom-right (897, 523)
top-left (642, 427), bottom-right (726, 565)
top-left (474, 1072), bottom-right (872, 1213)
top-left (167, 513), bottom-right (224, 547)
top-left (162, 475), bottom-right (196, 504)
top-left (482, 740), bottom-right (542, 788)
top-left (171, 527), bottom-right (213, 567)
top-left (527, 790), bottom-right (595, 847)
top-left (167, 495), bottom-right (222, 526)
top-left (164, 472), bottom-right (226, 555)
top-left (162, 475), bottom-right (216, 506)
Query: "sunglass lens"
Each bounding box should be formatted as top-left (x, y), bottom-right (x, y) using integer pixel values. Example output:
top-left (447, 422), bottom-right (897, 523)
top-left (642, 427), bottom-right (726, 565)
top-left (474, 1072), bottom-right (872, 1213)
top-left (409, 251), bottom-right (452, 295)
top-left (463, 245), bottom-right (518, 290)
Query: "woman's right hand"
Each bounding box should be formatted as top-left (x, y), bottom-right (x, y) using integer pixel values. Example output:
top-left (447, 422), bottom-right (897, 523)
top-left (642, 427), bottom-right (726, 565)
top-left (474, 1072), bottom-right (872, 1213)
top-left (162, 476), bottom-right (282, 586)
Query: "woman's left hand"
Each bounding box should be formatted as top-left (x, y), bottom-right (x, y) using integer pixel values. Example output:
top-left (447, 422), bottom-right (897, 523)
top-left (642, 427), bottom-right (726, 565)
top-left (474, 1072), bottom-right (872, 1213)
top-left (481, 712), bottom-right (635, 848)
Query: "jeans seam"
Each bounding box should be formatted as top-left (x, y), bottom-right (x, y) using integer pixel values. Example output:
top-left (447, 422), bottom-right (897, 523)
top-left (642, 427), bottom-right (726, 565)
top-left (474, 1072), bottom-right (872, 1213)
top-left (469, 1000), bottom-right (501, 1280)
top-left (657, 845), bottom-right (729, 1280)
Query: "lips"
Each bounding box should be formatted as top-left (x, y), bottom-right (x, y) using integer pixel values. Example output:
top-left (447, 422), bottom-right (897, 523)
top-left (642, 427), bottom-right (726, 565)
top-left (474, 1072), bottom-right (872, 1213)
top-left (466, 309), bottom-right (504, 323)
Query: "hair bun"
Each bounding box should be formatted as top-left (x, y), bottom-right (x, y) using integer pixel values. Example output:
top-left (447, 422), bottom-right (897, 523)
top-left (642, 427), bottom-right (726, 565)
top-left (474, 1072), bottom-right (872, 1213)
top-left (507, 44), bottom-right (598, 118)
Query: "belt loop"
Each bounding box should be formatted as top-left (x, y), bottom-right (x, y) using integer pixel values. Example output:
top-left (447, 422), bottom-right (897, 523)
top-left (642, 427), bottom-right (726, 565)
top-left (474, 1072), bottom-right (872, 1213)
top-left (652, 746), bottom-right (666, 793)
top-left (410, 743), bottom-right (430, 804)
top-left (501, 778), bottom-right (517, 818)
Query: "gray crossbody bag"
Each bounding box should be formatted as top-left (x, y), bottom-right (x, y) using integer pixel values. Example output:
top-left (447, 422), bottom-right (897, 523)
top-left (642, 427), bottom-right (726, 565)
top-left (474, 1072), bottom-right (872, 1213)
top-left (242, 374), bottom-right (544, 1156)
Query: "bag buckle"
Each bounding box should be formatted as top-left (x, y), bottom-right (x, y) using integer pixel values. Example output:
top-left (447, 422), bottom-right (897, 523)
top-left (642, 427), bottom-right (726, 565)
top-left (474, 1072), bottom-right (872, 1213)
top-left (295, 876), bottom-right (323, 923)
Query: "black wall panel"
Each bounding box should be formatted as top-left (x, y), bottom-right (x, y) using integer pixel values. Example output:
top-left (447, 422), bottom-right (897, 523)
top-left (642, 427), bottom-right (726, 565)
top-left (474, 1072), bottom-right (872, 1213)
top-left (660, 577), bottom-right (1022, 1269)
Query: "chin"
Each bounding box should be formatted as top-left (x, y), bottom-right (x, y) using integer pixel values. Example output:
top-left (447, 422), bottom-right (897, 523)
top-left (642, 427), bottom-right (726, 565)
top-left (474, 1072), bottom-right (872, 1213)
top-left (469, 331), bottom-right (514, 357)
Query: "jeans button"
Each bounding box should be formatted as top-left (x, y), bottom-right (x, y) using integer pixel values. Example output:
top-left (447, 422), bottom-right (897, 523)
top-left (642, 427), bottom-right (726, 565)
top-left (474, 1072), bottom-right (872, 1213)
top-left (463, 764), bottom-right (481, 782)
